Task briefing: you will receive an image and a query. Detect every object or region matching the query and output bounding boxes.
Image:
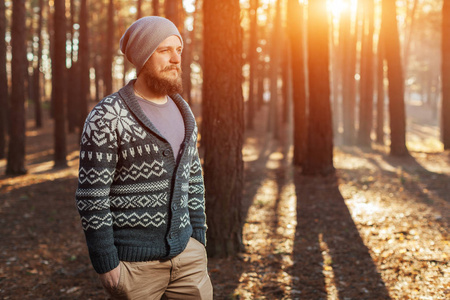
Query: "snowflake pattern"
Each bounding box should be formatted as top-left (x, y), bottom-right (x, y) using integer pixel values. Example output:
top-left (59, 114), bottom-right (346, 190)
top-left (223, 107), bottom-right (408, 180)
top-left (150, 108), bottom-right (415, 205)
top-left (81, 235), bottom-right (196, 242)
top-left (82, 95), bottom-right (147, 146)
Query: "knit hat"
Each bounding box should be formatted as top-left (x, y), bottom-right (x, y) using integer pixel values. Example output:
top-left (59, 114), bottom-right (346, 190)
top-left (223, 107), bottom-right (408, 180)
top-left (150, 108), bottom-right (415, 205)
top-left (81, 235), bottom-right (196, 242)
top-left (120, 16), bottom-right (183, 75)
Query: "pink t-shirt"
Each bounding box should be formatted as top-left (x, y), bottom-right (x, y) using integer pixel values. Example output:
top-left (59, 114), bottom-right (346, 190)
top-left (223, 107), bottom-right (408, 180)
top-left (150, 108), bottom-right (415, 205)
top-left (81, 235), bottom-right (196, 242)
top-left (136, 96), bottom-right (185, 161)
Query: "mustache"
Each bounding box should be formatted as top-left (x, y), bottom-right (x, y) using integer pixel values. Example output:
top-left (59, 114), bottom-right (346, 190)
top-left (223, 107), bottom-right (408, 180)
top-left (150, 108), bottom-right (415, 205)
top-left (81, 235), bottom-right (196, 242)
top-left (162, 65), bottom-right (181, 72)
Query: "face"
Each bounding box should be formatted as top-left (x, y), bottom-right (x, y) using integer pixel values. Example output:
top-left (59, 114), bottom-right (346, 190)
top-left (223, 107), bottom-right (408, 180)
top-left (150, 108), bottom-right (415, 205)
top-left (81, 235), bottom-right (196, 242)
top-left (139, 35), bottom-right (183, 96)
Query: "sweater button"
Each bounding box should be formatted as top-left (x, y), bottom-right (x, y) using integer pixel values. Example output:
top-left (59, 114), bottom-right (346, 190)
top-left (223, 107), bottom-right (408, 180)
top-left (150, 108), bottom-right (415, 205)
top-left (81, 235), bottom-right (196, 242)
top-left (169, 232), bottom-right (174, 239)
top-left (163, 149), bottom-right (171, 157)
top-left (172, 203), bottom-right (178, 210)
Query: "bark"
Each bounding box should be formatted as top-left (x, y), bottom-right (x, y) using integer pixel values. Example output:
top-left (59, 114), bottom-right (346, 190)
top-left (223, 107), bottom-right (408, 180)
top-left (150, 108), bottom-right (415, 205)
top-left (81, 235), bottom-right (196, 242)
top-left (32, 0), bottom-right (44, 129)
top-left (165, 0), bottom-right (183, 28)
top-left (78, 0), bottom-right (89, 128)
top-left (281, 38), bottom-right (290, 125)
top-left (153, 0), bottom-right (160, 16)
top-left (303, 0), bottom-right (334, 175)
top-left (67, 0), bottom-right (77, 133)
top-left (0, 0), bottom-right (8, 159)
top-left (181, 28), bottom-right (193, 103)
top-left (376, 31), bottom-right (385, 144)
top-left (257, 60), bottom-right (265, 109)
top-left (443, 0), bottom-right (450, 149)
top-left (6, 0), bottom-right (27, 174)
top-left (268, 0), bottom-right (282, 139)
top-left (94, 59), bottom-right (101, 101)
top-left (357, 0), bottom-right (375, 146)
top-left (382, 0), bottom-right (408, 156)
top-left (203, 0), bottom-right (244, 257)
top-left (104, 0), bottom-right (114, 95)
top-left (53, 0), bottom-right (67, 168)
top-left (331, 13), bottom-right (340, 135)
top-left (137, 0), bottom-right (143, 19)
top-left (340, 0), bottom-right (356, 145)
top-left (246, 0), bottom-right (259, 130)
top-left (288, 0), bottom-right (307, 167)
top-left (48, 1), bottom-right (55, 118)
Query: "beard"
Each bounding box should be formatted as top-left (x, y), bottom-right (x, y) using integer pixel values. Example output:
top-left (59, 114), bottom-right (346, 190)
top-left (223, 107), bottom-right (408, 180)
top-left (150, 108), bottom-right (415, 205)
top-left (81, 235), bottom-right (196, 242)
top-left (141, 63), bottom-right (183, 96)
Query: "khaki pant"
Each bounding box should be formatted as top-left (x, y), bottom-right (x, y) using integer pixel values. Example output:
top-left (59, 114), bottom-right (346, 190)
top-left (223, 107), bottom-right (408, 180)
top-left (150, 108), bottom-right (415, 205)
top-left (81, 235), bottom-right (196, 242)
top-left (106, 238), bottom-right (213, 300)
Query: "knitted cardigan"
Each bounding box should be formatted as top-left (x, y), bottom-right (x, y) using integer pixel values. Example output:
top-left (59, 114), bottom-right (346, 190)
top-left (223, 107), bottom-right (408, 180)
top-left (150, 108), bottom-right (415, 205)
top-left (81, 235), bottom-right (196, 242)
top-left (75, 80), bottom-right (206, 274)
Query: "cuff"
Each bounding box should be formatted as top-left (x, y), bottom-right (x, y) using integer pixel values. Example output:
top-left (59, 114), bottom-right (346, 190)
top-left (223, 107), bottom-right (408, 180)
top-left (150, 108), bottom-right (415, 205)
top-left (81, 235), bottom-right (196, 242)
top-left (192, 228), bottom-right (206, 247)
top-left (90, 251), bottom-right (120, 274)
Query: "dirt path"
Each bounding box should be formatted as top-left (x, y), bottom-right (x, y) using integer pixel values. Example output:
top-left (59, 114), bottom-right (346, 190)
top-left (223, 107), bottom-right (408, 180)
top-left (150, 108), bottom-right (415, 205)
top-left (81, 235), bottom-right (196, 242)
top-left (0, 107), bottom-right (449, 299)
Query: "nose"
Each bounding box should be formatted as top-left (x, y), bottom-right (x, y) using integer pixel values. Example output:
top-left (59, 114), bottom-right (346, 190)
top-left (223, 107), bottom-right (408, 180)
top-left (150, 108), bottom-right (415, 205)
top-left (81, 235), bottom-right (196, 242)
top-left (170, 50), bottom-right (181, 64)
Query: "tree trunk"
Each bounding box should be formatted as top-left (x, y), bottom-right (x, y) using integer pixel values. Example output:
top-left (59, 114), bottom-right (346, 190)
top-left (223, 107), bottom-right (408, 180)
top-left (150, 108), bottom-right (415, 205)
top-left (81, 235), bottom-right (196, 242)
top-left (203, 0), bottom-right (244, 257)
top-left (104, 0), bottom-right (114, 95)
top-left (181, 28), bottom-right (193, 103)
top-left (442, 0), bottom-right (450, 149)
top-left (67, 0), bottom-right (76, 133)
top-left (340, 1), bottom-right (356, 145)
top-left (0, 0), bottom-right (8, 159)
top-left (32, 0), bottom-right (44, 129)
top-left (347, 1), bottom-right (360, 142)
top-left (257, 60), bottom-right (265, 109)
top-left (246, 0), bottom-right (259, 130)
top-left (78, 0), bottom-right (89, 128)
top-left (52, 0), bottom-right (67, 168)
top-left (357, 0), bottom-right (375, 146)
top-left (376, 31), bottom-right (385, 144)
top-left (303, 0), bottom-right (334, 175)
top-left (6, 0), bottom-right (27, 175)
top-left (137, 0), bottom-right (143, 19)
top-left (268, 0), bottom-right (282, 139)
top-left (281, 38), bottom-right (290, 125)
top-left (94, 59), bottom-right (101, 101)
top-left (288, 0), bottom-right (307, 167)
top-left (382, 0), bottom-right (408, 156)
top-left (153, 0), bottom-right (160, 16)
top-left (331, 14), bottom-right (340, 136)
top-left (165, 0), bottom-right (183, 28)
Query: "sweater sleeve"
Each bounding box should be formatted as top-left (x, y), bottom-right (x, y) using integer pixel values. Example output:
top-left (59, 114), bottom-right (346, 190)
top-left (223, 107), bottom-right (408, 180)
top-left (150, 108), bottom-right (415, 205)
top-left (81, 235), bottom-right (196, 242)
top-left (187, 145), bottom-right (207, 246)
top-left (75, 106), bottom-right (119, 274)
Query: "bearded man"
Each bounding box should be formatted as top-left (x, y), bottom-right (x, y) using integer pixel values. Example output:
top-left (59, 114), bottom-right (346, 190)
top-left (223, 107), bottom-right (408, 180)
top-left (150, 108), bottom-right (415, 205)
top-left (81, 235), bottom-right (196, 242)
top-left (75, 16), bottom-right (212, 300)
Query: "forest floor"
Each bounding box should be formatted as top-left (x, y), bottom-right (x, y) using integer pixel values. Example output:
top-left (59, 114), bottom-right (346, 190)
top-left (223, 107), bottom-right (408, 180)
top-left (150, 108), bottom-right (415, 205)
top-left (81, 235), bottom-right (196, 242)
top-left (0, 103), bottom-right (449, 300)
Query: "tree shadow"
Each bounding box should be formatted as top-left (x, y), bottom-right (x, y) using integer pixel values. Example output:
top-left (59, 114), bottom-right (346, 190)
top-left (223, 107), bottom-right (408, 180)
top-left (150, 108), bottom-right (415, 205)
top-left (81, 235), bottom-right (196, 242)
top-left (208, 105), bottom-right (296, 298)
top-left (289, 173), bottom-right (391, 299)
top-left (340, 146), bottom-right (450, 230)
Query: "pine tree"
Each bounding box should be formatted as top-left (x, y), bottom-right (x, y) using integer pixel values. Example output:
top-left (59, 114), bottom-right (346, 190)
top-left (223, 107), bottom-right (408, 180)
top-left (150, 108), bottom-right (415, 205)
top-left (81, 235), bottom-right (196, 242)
top-left (442, 0), bottom-right (450, 149)
top-left (0, 0), bottom-right (8, 159)
top-left (104, 0), bottom-right (114, 96)
top-left (78, 0), bottom-right (89, 128)
top-left (358, 0), bottom-right (375, 146)
top-left (381, 0), bottom-right (408, 156)
top-left (32, 0), bottom-right (44, 129)
top-left (303, 0), bottom-right (334, 175)
top-left (288, 0), bottom-right (307, 166)
top-left (203, 0), bottom-right (244, 257)
top-left (246, 0), bottom-right (259, 130)
top-left (53, 0), bottom-right (67, 167)
top-left (6, 0), bottom-right (27, 175)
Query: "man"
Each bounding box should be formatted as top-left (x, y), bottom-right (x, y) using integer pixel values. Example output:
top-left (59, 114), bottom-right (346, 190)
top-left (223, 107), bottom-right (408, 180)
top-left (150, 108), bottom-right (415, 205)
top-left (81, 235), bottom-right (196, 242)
top-left (75, 16), bottom-right (212, 299)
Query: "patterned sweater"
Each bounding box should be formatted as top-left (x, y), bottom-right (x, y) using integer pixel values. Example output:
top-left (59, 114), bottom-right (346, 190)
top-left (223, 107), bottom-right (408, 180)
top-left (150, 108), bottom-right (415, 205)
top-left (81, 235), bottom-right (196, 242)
top-left (75, 81), bottom-right (206, 274)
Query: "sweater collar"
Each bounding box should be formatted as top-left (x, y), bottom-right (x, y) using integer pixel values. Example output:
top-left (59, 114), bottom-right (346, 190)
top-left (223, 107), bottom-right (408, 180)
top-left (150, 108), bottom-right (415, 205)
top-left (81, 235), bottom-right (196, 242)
top-left (118, 79), bottom-right (195, 145)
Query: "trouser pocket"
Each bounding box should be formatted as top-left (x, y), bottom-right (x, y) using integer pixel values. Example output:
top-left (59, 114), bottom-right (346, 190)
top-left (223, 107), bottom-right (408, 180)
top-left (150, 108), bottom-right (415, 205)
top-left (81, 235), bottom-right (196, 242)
top-left (106, 262), bottom-right (128, 300)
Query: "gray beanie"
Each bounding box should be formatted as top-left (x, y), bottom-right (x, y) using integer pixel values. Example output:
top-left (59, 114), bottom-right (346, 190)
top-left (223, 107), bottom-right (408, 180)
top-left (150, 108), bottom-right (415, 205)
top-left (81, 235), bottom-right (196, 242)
top-left (120, 16), bottom-right (183, 75)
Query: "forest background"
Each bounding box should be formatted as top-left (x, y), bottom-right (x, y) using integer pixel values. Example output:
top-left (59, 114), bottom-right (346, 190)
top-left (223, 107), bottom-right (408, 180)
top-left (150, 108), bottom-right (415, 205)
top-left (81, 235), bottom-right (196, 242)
top-left (0, 0), bottom-right (449, 299)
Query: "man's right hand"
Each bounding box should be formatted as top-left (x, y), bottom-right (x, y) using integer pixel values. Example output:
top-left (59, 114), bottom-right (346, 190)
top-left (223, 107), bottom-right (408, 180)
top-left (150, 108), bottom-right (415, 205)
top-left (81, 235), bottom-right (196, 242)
top-left (99, 263), bottom-right (121, 289)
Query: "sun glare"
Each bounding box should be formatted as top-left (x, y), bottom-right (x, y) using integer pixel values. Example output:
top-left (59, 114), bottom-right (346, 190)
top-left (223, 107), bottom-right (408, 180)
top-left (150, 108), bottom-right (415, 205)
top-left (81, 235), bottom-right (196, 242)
top-left (327, 0), bottom-right (357, 16)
